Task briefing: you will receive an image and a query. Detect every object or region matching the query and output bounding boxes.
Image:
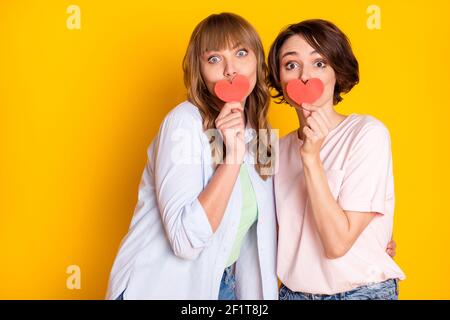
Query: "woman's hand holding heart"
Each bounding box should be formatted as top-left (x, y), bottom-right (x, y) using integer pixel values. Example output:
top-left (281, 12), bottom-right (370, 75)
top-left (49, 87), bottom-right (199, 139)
top-left (215, 102), bottom-right (246, 165)
top-left (284, 77), bottom-right (331, 164)
top-left (299, 103), bottom-right (333, 165)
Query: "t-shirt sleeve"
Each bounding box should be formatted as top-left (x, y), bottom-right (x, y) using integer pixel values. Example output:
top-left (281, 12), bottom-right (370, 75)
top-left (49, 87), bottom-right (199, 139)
top-left (338, 122), bottom-right (393, 215)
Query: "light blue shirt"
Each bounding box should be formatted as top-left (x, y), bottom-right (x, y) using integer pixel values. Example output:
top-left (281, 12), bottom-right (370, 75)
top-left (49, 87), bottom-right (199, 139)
top-left (106, 101), bottom-right (278, 299)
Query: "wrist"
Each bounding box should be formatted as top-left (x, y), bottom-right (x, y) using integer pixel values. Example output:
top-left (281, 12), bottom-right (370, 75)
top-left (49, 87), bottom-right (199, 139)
top-left (225, 152), bottom-right (244, 165)
top-left (219, 161), bottom-right (242, 176)
top-left (301, 152), bottom-right (321, 168)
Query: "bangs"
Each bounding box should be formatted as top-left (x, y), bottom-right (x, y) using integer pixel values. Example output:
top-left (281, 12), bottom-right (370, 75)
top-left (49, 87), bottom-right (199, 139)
top-left (296, 26), bottom-right (327, 57)
top-left (197, 14), bottom-right (255, 53)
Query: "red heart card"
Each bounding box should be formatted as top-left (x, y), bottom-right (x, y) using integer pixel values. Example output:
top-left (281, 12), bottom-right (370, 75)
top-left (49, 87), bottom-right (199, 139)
top-left (214, 74), bottom-right (250, 103)
top-left (286, 78), bottom-right (324, 105)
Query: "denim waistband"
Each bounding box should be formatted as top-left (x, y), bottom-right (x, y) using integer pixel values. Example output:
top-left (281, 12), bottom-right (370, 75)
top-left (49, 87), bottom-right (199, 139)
top-left (282, 278), bottom-right (398, 299)
top-left (224, 263), bottom-right (235, 277)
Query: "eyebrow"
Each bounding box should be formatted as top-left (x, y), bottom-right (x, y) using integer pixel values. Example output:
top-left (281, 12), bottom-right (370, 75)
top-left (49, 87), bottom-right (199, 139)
top-left (281, 50), bottom-right (319, 59)
top-left (204, 42), bottom-right (243, 55)
top-left (281, 51), bottom-right (297, 59)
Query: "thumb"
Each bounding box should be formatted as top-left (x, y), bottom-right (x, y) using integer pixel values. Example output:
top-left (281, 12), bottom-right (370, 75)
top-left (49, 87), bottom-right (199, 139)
top-left (301, 103), bottom-right (314, 118)
top-left (302, 108), bottom-right (311, 118)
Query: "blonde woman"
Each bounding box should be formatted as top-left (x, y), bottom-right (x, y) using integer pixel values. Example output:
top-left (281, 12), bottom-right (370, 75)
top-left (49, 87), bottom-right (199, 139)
top-left (106, 13), bottom-right (278, 300)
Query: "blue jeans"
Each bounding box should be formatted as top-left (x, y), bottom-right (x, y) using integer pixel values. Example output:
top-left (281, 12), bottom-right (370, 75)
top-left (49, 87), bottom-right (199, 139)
top-left (279, 279), bottom-right (399, 300)
top-left (218, 265), bottom-right (236, 300)
top-left (115, 290), bottom-right (124, 300)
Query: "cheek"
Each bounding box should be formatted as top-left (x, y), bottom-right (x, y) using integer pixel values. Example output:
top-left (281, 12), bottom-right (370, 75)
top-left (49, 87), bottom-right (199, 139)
top-left (324, 78), bottom-right (336, 96)
top-left (200, 65), bottom-right (219, 92)
top-left (279, 67), bottom-right (300, 90)
top-left (320, 69), bottom-right (337, 98)
top-left (241, 59), bottom-right (258, 91)
top-left (249, 69), bottom-right (257, 90)
top-left (278, 70), bottom-right (289, 92)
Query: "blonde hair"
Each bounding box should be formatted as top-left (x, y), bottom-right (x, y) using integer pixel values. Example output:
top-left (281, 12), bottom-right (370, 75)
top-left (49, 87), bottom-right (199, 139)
top-left (182, 12), bottom-right (273, 179)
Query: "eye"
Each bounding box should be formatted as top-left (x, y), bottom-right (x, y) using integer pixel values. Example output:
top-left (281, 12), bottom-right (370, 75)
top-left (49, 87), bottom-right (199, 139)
top-left (208, 55), bottom-right (221, 64)
top-left (285, 61), bottom-right (300, 71)
top-left (236, 49), bottom-right (248, 57)
top-left (313, 60), bottom-right (327, 68)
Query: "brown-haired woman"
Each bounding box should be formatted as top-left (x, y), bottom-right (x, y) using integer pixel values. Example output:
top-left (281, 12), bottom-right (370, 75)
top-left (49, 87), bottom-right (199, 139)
top-left (106, 13), bottom-right (278, 300)
top-left (269, 19), bottom-right (405, 300)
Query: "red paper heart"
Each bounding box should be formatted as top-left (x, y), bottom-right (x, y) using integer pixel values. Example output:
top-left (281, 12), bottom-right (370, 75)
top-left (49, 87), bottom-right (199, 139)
top-left (286, 78), bottom-right (324, 105)
top-left (214, 74), bottom-right (250, 103)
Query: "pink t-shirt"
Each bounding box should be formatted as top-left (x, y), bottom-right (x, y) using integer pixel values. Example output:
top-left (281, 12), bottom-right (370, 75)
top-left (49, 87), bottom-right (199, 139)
top-left (274, 114), bottom-right (406, 295)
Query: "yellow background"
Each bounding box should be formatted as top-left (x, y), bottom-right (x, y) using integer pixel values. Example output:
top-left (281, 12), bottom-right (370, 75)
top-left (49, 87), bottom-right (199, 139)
top-left (1, 0), bottom-right (449, 299)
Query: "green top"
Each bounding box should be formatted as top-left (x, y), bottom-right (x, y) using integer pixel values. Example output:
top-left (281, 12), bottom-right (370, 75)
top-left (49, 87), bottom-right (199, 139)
top-left (226, 164), bottom-right (259, 267)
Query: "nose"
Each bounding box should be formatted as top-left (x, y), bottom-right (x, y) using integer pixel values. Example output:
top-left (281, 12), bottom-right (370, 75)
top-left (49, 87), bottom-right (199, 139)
top-left (223, 58), bottom-right (237, 79)
top-left (299, 66), bottom-right (311, 83)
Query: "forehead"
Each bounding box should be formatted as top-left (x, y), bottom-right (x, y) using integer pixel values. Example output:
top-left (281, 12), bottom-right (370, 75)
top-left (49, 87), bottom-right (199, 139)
top-left (200, 29), bottom-right (251, 53)
top-left (279, 35), bottom-right (319, 58)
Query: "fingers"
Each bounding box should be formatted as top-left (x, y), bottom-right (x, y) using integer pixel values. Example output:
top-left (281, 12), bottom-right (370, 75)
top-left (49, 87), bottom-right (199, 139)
top-left (302, 125), bottom-right (315, 140)
top-left (299, 103), bottom-right (315, 118)
top-left (305, 115), bottom-right (328, 138)
top-left (311, 113), bottom-right (330, 136)
top-left (217, 118), bottom-right (244, 131)
top-left (302, 104), bottom-right (331, 127)
top-left (314, 108), bottom-right (333, 129)
top-left (386, 239), bottom-right (397, 258)
top-left (301, 104), bottom-right (330, 122)
top-left (215, 112), bottom-right (242, 128)
top-left (301, 103), bottom-right (319, 113)
top-left (223, 101), bottom-right (244, 112)
top-left (387, 240), bottom-right (396, 249)
top-left (215, 106), bottom-right (245, 143)
top-left (301, 103), bottom-right (332, 140)
top-left (387, 240), bottom-right (397, 257)
top-left (216, 102), bottom-right (244, 122)
top-left (302, 108), bottom-right (311, 118)
top-left (387, 248), bottom-right (396, 258)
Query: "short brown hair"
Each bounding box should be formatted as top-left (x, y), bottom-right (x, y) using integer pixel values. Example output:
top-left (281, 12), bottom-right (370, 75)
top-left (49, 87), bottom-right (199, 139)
top-left (268, 19), bottom-right (359, 105)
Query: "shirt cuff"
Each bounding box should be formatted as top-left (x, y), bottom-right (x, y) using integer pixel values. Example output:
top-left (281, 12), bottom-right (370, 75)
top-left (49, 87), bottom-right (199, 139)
top-left (338, 198), bottom-right (386, 215)
top-left (182, 198), bottom-right (214, 248)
